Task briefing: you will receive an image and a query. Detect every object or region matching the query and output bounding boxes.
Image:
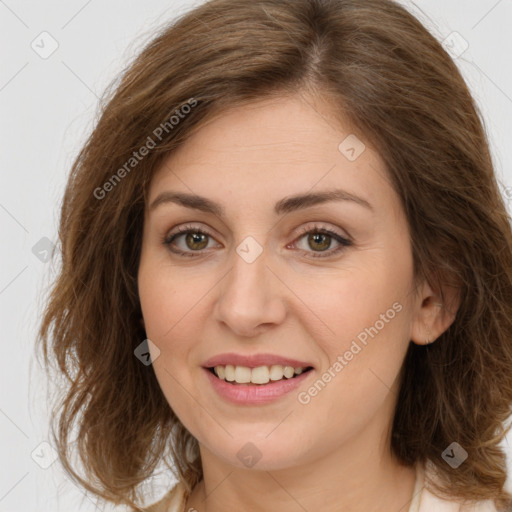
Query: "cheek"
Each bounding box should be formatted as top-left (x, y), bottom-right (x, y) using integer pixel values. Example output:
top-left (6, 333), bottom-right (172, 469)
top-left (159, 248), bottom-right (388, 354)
top-left (137, 255), bottom-right (212, 401)
top-left (295, 308), bottom-right (410, 456)
top-left (137, 263), bottom-right (197, 419)
top-left (138, 257), bottom-right (206, 344)
top-left (293, 256), bottom-right (412, 415)
top-left (290, 258), bottom-right (411, 352)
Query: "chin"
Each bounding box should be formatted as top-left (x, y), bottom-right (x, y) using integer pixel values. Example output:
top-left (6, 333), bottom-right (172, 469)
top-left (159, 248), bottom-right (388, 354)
top-left (201, 433), bottom-right (313, 472)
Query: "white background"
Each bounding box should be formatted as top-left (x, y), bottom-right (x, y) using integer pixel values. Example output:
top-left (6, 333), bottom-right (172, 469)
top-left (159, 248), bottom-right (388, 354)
top-left (1, 0), bottom-right (511, 510)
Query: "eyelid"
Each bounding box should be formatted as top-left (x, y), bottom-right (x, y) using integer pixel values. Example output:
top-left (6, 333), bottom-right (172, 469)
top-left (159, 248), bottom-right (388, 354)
top-left (292, 222), bottom-right (351, 243)
top-left (288, 223), bottom-right (352, 259)
top-left (162, 223), bottom-right (220, 256)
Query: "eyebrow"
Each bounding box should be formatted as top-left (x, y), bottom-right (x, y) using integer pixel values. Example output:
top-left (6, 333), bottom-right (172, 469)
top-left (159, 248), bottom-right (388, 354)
top-left (149, 189), bottom-right (373, 216)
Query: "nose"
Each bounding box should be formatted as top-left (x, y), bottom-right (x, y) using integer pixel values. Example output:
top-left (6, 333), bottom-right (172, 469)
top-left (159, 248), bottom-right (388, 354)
top-left (213, 243), bottom-right (287, 338)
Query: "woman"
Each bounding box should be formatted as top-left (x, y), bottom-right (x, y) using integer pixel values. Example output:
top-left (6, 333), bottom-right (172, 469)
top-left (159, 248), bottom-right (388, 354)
top-left (38, 0), bottom-right (512, 510)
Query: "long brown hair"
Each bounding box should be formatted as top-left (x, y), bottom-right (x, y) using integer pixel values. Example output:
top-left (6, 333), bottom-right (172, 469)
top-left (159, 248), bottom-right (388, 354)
top-left (37, 0), bottom-right (512, 509)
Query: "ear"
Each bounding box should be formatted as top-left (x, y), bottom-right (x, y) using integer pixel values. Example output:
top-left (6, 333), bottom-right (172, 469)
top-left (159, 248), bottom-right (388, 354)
top-left (410, 275), bottom-right (461, 346)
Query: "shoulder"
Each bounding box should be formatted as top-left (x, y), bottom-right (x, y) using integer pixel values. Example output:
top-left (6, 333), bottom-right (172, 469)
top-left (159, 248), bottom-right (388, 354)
top-left (129, 480), bottom-right (188, 512)
top-left (419, 489), bottom-right (498, 511)
top-left (413, 461), bottom-right (499, 512)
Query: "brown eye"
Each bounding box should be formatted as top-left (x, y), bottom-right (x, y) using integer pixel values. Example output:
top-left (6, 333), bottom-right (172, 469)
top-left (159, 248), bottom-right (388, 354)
top-left (306, 232), bottom-right (332, 252)
top-left (163, 225), bottom-right (219, 256)
top-left (184, 232), bottom-right (209, 250)
top-left (292, 225), bottom-right (352, 259)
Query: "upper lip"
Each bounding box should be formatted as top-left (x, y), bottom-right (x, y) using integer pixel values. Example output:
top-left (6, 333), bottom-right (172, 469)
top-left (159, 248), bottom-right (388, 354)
top-left (202, 353), bottom-right (314, 369)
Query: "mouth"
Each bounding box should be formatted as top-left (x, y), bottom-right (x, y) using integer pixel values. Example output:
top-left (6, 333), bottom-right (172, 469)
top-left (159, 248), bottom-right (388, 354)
top-left (206, 364), bottom-right (314, 385)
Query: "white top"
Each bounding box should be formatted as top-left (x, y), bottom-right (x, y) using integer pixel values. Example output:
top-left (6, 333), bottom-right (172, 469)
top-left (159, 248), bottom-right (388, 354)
top-left (407, 463), bottom-right (497, 512)
top-left (141, 462), bottom-right (498, 512)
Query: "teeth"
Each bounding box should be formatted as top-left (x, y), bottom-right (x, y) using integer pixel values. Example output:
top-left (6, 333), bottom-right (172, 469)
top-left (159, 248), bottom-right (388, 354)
top-left (224, 364), bottom-right (235, 382)
top-left (234, 366), bottom-right (251, 383)
top-left (283, 366), bottom-right (295, 379)
top-left (213, 364), bottom-right (308, 384)
top-left (216, 365), bottom-right (226, 380)
top-left (269, 365), bottom-right (284, 381)
top-left (251, 365), bottom-right (270, 384)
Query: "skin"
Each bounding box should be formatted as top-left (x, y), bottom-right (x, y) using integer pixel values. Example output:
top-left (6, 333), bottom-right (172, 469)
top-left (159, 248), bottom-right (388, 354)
top-left (137, 91), bottom-right (459, 512)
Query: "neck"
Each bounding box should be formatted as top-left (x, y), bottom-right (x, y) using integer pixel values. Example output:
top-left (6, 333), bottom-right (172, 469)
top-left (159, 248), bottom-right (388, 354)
top-left (185, 423), bottom-right (417, 512)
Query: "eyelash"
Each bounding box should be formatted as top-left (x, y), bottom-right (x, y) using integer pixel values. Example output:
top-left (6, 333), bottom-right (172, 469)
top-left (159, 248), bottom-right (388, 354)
top-left (162, 223), bottom-right (352, 259)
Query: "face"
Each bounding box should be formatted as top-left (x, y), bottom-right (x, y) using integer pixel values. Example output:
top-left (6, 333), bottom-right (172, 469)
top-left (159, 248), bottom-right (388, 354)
top-left (138, 92), bottom-right (427, 472)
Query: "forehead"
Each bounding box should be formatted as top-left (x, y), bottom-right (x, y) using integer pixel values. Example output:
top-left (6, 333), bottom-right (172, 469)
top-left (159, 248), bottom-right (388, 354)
top-left (148, 93), bottom-right (395, 218)
top-left (156, 94), bottom-right (360, 166)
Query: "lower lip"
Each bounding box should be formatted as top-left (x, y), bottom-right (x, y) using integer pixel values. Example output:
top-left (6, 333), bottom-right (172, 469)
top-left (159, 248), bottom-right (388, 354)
top-left (203, 367), bottom-right (313, 405)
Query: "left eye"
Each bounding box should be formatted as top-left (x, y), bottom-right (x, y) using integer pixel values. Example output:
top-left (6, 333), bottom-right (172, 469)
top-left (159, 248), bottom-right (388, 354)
top-left (290, 226), bottom-right (352, 258)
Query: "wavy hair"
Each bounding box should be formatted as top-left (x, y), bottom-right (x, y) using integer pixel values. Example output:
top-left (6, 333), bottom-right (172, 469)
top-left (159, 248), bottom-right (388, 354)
top-left (38, 0), bottom-right (512, 509)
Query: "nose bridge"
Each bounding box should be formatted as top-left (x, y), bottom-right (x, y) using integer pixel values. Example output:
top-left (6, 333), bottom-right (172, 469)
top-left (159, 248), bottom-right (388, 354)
top-left (214, 235), bottom-right (286, 335)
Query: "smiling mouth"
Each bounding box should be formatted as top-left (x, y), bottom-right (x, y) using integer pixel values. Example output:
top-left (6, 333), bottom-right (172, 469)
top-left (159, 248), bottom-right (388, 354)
top-left (207, 365), bottom-right (314, 385)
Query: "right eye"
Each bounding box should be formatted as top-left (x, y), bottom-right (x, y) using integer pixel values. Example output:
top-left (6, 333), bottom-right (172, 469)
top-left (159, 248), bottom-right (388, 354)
top-left (163, 224), bottom-right (221, 257)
